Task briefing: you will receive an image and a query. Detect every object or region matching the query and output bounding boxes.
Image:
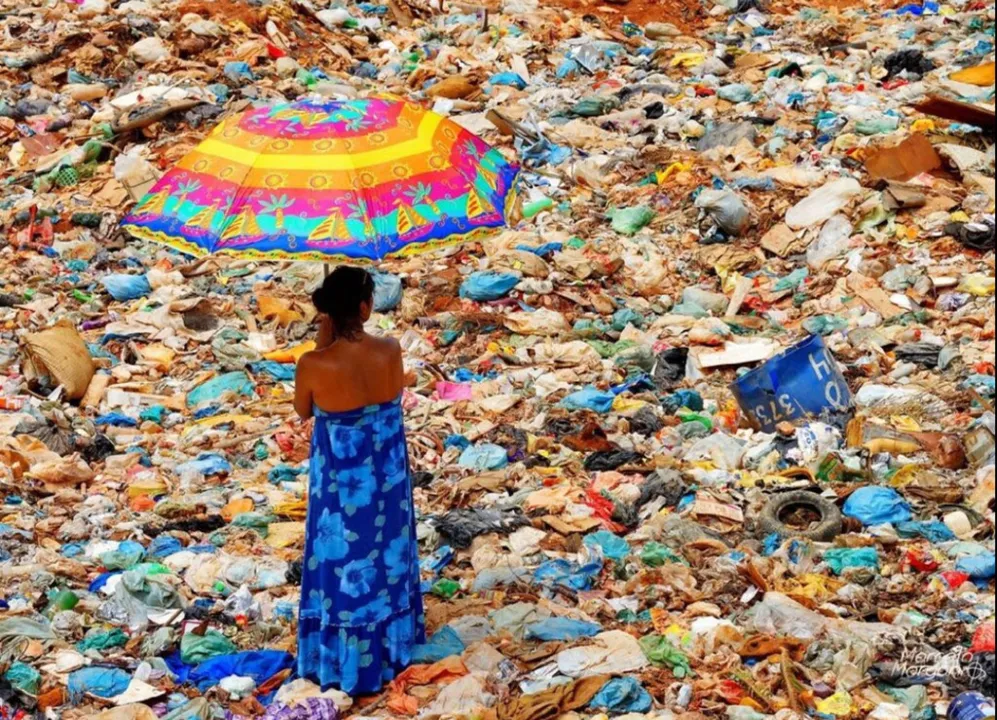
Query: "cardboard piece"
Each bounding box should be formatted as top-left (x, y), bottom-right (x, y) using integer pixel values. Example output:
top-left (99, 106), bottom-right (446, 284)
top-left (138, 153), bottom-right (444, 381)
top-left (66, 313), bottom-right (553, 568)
top-left (865, 134), bottom-right (942, 182)
top-left (845, 274), bottom-right (905, 319)
top-left (760, 223), bottom-right (801, 257)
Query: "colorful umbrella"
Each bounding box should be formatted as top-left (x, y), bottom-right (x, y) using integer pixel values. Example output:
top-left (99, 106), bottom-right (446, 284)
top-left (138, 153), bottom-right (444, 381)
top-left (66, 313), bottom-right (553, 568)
top-left (121, 95), bottom-right (520, 263)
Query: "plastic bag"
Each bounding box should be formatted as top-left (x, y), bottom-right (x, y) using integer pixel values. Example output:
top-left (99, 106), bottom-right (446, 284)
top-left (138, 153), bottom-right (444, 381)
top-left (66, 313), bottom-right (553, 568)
top-left (175, 454), bottom-right (231, 477)
top-left (557, 631), bottom-right (649, 678)
top-left (4, 662), bottom-right (40, 695)
top-left (824, 547), bottom-right (880, 575)
top-left (504, 309), bottom-right (571, 336)
top-left (608, 206), bottom-right (655, 236)
top-left (535, 559), bottom-right (603, 591)
top-left (161, 699), bottom-right (212, 720)
top-left (113, 154), bottom-right (159, 201)
top-left (373, 272), bottom-right (403, 311)
top-left (525, 618), bottom-right (602, 642)
top-left (785, 178), bottom-right (863, 230)
top-left (641, 542), bottom-right (683, 568)
top-left (583, 531), bottom-right (631, 562)
top-left (411, 627), bottom-right (466, 665)
top-left (189, 651), bottom-right (295, 692)
top-left (807, 215), bottom-right (853, 269)
top-left (956, 555), bottom-right (996, 580)
top-left (589, 677), bottom-right (653, 713)
top-left (68, 666), bottom-right (131, 703)
top-left (639, 635), bottom-right (693, 677)
top-left (102, 273), bottom-right (152, 301)
top-left (458, 444), bottom-right (509, 471)
top-left (460, 271), bottom-right (520, 301)
top-left (180, 630), bottom-right (237, 665)
top-left (843, 487), bottom-right (912, 526)
top-left (187, 372), bottom-right (255, 408)
top-left (128, 37), bottom-right (170, 64)
top-left (717, 84), bottom-right (753, 103)
top-left (695, 189), bottom-right (750, 235)
top-left (560, 387), bottom-right (616, 413)
top-left (972, 622), bottom-right (995, 654)
top-left (489, 72), bottom-right (528, 90)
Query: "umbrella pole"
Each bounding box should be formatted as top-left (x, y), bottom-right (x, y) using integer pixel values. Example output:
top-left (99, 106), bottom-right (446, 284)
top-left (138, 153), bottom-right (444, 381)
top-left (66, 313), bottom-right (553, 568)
top-left (324, 263), bottom-right (331, 278)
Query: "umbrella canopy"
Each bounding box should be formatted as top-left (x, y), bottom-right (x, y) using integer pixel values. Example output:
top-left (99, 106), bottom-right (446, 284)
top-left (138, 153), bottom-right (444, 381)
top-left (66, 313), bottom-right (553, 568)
top-left (121, 95), bottom-right (520, 263)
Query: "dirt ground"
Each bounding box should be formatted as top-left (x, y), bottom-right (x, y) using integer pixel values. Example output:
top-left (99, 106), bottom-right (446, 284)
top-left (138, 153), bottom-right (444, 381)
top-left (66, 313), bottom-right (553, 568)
top-left (547, 0), bottom-right (710, 31)
top-left (543, 0), bottom-right (867, 32)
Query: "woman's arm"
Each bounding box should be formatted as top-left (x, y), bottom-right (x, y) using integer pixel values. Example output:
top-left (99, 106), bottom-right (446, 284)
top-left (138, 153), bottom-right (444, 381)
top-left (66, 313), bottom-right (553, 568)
top-left (294, 355), bottom-right (315, 421)
top-left (391, 339), bottom-right (406, 397)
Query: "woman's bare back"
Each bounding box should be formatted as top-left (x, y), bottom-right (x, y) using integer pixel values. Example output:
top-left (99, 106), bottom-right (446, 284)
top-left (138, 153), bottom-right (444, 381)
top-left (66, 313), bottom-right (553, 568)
top-left (295, 334), bottom-right (404, 419)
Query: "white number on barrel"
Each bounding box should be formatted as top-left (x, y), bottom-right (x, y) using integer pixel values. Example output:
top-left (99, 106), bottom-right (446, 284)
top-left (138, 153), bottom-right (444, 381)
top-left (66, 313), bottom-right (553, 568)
top-left (753, 394), bottom-right (796, 426)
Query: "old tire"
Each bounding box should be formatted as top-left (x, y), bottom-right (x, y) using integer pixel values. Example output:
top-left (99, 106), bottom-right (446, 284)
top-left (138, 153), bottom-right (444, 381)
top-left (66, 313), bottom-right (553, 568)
top-left (758, 490), bottom-right (843, 542)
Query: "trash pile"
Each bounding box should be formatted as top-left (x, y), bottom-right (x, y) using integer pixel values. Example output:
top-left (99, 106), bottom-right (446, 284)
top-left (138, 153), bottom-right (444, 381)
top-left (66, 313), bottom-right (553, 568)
top-left (1, 0), bottom-right (995, 717)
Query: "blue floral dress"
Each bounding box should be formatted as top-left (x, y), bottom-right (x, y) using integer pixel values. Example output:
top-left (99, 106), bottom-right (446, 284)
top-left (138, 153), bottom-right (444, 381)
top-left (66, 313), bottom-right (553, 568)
top-left (298, 398), bottom-right (425, 695)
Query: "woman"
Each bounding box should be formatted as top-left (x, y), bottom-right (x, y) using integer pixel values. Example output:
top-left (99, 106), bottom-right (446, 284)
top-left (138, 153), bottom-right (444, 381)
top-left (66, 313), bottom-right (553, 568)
top-left (294, 267), bottom-right (424, 695)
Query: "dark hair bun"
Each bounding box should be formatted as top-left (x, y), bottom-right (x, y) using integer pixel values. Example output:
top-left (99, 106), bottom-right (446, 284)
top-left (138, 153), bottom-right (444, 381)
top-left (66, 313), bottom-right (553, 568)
top-left (313, 267), bottom-right (375, 340)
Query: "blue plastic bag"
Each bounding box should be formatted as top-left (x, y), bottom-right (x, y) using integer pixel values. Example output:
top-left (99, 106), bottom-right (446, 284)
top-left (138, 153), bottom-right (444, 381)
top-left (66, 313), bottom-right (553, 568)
top-left (175, 453), bottom-right (232, 477)
top-left (189, 651), bottom-right (294, 692)
top-left (534, 559), bottom-right (603, 591)
top-left (458, 443), bottom-right (508, 471)
top-left (896, 521), bottom-right (956, 543)
top-left (956, 555), bottom-right (996, 580)
top-left (67, 667), bottom-right (131, 703)
top-left (224, 61), bottom-right (255, 82)
top-left (525, 618), bottom-right (602, 642)
top-left (583, 531), bottom-right (631, 562)
top-left (148, 536), bottom-right (184, 559)
top-left (411, 626), bottom-right (466, 664)
top-left (249, 362), bottom-right (296, 382)
top-left (517, 242), bottom-right (563, 257)
top-left (824, 547), bottom-right (879, 575)
top-left (843, 487), bottom-right (912, 526)
top-left (140, 406), bottom-right (167, 424)
top-left (373, 272), bottom-right (403, 312)
top-left (101, 273), bottom-right (151, 301)
top-left (445, 435), bottom-right (472, 451)
top-left (95, 412), bottom-right (138, 428)
top-left (560, 387), bottom-right (615, 413)
top-left (187, 372), bottom-right (255, 408)
top-left (521, 137), bottom-right (572, 167)
top-left (459, 271), bottom-right (520, 301)
top-left (590, 678), bottom-right (654, 714)
top-left (489, 72), bottom-right (528, 90)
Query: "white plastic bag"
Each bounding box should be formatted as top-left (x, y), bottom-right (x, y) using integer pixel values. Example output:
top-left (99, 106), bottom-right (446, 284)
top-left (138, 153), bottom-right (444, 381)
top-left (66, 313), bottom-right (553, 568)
top-left (128, 37), bottom-right (170, 65)
top-left (786, 178), bottom-right (863, 230)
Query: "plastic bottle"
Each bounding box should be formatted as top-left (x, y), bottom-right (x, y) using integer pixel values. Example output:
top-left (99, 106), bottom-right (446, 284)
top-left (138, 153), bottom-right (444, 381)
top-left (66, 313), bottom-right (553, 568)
top-left (46, 590), bottom-right (80, 615)
top-left (950, 692), bottom-right (995, 720)
top-left (523, 198), bottom-right (555, 219)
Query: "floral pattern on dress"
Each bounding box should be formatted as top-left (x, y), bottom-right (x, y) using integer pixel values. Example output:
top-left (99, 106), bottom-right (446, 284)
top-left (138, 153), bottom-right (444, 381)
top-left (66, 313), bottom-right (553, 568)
top-left (298, 398), bottom-right (425, 696)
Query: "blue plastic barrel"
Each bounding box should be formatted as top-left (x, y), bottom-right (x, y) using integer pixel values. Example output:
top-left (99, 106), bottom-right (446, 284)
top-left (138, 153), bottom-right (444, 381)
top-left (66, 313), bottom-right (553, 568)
top-left (730, 335), bottom-right (851, 432)
top-left (950, 693), bottom-right (995, 720)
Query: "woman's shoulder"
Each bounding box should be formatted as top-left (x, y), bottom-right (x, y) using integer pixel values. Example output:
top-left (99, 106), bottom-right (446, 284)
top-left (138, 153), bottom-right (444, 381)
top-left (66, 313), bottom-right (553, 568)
top-left (365, 335), bottom-right (402, 357)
